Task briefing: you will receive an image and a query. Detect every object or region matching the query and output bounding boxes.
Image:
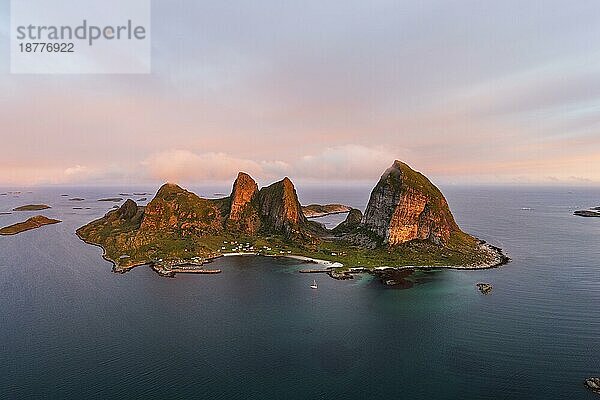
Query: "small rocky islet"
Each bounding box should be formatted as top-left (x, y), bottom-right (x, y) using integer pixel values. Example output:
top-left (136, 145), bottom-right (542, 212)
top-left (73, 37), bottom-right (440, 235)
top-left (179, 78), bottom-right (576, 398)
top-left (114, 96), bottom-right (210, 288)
top-left (12, 204), bottom-right (51, 211)
top-left (585, 377), bottom-right (600, 394)
top-left (0, 215), bottom-right (61, 236)
top-left (77, 160), bottom-right (509, 280)
top-left (302, 204), bottom-right (352, 218)
top-left (476, 283), bottom-right (493, 295)
top-left (574, 209), bottom-right (600, 217)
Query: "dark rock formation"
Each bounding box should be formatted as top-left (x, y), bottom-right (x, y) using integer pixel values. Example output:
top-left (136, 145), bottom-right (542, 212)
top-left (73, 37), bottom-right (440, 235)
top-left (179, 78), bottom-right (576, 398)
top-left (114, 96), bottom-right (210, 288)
top-left (375, 268), bottom-right (415, 289)
top-left (574, 210), bottom-right (600, 217)
top-left (584, 377), bottom-right (600, 394)
top-left (476, 283), bottom-right (493, 295)
top-left (117, 199), bottom-right (138, 220)
top-left (327, 270), bottom-right (353, 280)
top-left (332, 208), bottom-right (363, 234)
top-left (361, 161), bottom-right (461, 246)
top-left (258, 177), bottom-right (307, 236)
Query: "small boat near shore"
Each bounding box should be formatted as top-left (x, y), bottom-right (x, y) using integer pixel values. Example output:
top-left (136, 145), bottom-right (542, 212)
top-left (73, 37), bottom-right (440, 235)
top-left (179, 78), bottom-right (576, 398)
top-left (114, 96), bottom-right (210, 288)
top-left (310, 279), bottom-right (318, 289)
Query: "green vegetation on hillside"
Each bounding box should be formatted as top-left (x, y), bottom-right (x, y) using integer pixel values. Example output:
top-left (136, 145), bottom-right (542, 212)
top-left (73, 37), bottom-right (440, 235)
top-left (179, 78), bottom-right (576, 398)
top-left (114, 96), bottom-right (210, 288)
top-left (77, 162), bottom-right (506, 275)
top-left (77, 207), bottom-right (494, 272)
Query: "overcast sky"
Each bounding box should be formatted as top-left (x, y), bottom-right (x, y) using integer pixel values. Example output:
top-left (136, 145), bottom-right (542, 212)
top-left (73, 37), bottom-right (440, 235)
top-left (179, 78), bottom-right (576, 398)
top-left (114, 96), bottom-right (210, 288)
top-left (1, 0), bottom-right (600, 186)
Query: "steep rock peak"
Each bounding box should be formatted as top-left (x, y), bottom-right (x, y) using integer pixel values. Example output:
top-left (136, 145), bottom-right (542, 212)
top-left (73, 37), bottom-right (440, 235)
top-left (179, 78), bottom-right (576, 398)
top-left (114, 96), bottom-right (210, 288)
top-left (230, 172), bottom-right (258, 207)
top-left (227, 172), bottom-right (260, 234)
top-left (361, 161), bottom-right (460, 246)
top-left (117, 199), bottom-right (138, 220)
top-left (258, 177), bottom-right (307, 235)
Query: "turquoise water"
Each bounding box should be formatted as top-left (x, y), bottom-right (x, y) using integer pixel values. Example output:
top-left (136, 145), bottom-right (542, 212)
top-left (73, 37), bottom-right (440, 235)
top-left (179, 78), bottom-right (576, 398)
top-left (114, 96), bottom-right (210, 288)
top-left (0, 186), bottom-right (599, 399)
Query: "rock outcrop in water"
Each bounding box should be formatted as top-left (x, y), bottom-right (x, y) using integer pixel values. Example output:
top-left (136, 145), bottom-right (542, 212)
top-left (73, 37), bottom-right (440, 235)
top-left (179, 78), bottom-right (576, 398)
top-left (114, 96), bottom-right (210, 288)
top-left (574, 210), bottom-right (600, 217)
top-left (302, 204), bottom-right (352, 218)
top-left (476, 283), bottom-right (493, 295)
top-left (584, 377), bottom-right (600, 394)
top-left (12, 204), bottom-right (51, 211)
top-left (361, 161), bottom-right (461, 246)
top-left (0, 215), bottom-right (61, 235)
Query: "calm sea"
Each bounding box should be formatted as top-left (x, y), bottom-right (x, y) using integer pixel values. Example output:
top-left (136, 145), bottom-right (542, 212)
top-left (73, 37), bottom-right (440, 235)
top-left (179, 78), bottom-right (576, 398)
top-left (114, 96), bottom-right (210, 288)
top-left (0, 185), bottom-right (599, 399)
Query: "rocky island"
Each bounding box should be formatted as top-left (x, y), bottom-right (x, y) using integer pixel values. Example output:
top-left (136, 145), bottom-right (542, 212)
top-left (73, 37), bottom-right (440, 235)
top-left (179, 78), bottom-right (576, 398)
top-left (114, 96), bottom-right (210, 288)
top-left (1, 215), bottom-right (61, 236)
top-left (574, 209), bottom-right (600, 217)
top-left (77, 160), bottom-right (509, 278)
top-left (13, 204), bottom-right (51, 211)
top-left (302, 204), bottom-right (352, 218)
top-left (585, 377), bottom-right (600, 394)
top-left (476, 283), bottom-right (493, 295)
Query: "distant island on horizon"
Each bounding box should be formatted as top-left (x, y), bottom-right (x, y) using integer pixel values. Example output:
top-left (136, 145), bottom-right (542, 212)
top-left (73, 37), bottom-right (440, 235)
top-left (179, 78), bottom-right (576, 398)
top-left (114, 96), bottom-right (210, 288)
top-left (76, 160), bottom-right (510, 280)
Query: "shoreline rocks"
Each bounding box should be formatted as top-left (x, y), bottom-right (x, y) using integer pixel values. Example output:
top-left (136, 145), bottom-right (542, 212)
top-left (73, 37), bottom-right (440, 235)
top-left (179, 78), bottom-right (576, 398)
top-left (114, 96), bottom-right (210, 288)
top-left (327, 270), bottom-right (353, 280)
top-left (375, 268), bottom-right (415, 288)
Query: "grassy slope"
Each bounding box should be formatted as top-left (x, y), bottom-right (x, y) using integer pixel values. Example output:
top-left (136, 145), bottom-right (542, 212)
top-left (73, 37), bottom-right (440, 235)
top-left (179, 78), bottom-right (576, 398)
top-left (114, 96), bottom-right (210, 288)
top-left (77, 212), bottom-right (493, 271)
top-left (77, 172), bottom-right (495, 271)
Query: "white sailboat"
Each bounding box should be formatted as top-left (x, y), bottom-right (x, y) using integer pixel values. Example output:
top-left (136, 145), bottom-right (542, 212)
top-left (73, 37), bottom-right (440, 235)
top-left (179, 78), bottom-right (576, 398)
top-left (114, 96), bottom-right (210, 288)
top-left (310, 279), bottom-right (318, 289)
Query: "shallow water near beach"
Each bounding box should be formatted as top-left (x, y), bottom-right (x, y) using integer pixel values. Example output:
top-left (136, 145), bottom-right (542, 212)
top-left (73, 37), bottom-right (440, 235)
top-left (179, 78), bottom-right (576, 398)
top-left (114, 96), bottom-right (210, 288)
top-left (1, 185), bottom-right (599, 399)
